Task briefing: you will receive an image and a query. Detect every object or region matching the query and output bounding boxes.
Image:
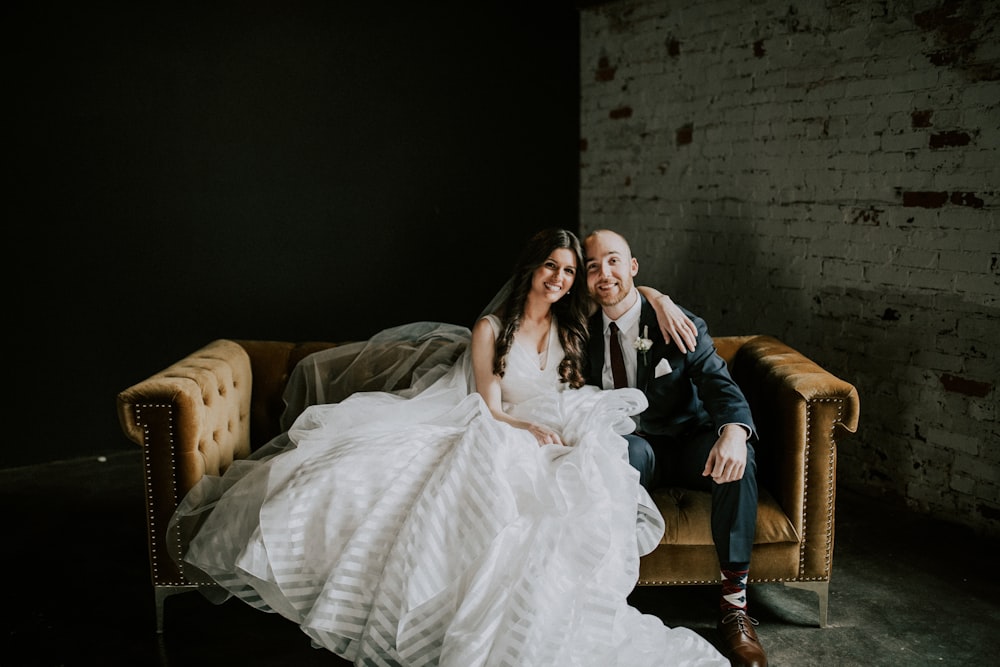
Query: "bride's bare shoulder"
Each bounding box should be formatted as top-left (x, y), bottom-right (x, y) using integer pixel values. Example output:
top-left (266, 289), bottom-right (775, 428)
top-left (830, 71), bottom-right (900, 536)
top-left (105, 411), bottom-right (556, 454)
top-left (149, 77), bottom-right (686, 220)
top-left (472, 315), bottom-right (498, 340)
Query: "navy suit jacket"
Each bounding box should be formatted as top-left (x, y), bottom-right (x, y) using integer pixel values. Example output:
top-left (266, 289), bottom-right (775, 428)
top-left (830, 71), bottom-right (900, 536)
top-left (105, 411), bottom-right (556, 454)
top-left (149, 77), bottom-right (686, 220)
top-left (586, 296), bottom-right (756, 441)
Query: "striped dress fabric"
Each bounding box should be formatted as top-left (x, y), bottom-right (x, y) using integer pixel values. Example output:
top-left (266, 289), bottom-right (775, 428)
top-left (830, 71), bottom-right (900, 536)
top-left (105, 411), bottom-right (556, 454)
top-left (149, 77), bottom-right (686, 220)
top-left (174, 319), bottom-right (728, 666)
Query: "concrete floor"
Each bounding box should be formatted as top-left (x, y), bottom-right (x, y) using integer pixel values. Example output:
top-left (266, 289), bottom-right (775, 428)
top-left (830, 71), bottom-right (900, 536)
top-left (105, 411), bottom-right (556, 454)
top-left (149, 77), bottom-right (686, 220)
top-left (3, 450), bottom-right (998, 666)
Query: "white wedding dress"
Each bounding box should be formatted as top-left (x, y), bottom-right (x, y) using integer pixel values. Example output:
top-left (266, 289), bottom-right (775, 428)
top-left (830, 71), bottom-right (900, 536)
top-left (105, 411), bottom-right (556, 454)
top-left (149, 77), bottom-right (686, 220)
top-left (172, 318), bottom-right (727, 666)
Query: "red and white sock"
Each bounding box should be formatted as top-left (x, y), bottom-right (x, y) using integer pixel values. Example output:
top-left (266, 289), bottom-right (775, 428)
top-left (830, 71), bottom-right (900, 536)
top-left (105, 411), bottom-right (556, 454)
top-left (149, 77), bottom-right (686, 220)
top-left (720, 566), bottom-right (749, 612)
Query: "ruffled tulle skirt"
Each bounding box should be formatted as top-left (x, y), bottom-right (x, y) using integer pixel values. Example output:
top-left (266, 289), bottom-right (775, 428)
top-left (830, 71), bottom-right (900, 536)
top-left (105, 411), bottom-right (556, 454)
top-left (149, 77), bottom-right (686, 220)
top-left (171, 360), bottom-right (726, 666)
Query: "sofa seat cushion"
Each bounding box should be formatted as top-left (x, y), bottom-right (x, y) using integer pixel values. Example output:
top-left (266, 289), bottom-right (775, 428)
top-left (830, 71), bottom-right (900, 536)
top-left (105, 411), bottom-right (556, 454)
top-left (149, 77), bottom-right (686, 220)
top-left (652, 486), bottom-right (798, 546)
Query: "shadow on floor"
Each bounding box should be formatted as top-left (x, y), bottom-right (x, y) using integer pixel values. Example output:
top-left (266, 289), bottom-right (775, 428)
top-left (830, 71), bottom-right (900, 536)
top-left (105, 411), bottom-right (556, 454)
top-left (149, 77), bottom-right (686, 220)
top-left (2, 451), bottom-right (999, 666)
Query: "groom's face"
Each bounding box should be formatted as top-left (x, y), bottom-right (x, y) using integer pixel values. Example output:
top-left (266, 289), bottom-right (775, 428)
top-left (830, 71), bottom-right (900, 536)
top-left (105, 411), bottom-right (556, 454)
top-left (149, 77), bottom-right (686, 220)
top-left (584, 231), bottom-right (639, 309)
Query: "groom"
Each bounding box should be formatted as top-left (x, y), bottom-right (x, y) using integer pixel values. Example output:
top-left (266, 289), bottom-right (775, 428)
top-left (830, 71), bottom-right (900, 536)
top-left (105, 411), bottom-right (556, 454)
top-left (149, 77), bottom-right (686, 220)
top-left (583, 229), bottom-right (768, 667)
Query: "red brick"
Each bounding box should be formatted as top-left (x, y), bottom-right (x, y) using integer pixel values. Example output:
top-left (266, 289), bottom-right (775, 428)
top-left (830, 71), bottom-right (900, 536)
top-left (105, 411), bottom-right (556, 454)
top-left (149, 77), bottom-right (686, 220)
top-left (676, 123), bottom-right (693, 146)
top-left (902, 191), bottom-right (948, 207)
top-left (940, 373), bottom-right (993, 398)
top-left (595, 56), bottom-right (616, 82)
top-left (929, 131), bottom-right (971, 148)
top-left (911, 109), bottom-right (933, 128)
top-left (950, 191), bottom-right (984, 208)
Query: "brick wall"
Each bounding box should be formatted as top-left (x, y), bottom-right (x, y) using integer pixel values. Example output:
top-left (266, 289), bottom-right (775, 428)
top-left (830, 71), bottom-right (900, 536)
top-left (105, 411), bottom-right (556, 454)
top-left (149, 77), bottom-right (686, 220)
top-left (579, 0), bottom-right (999, 537)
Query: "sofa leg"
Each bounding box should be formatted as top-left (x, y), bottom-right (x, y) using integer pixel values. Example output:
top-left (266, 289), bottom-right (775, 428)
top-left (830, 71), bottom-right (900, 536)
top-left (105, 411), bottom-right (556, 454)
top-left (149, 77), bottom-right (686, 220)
top-left (782, 580), bottom-right (829, 627)
top-left (154, 585), bottom-right (199, 633)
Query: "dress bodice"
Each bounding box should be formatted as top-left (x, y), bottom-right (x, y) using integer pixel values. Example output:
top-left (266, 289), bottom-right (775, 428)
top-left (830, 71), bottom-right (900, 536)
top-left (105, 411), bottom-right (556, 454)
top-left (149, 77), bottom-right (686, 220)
top-left (483, 314), bottom-right (565, 409)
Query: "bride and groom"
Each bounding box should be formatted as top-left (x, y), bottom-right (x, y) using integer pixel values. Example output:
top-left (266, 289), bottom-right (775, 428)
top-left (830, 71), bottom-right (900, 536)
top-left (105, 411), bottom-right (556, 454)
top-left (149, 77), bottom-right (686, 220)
top-left (170, 228), bottom-right (766, 666)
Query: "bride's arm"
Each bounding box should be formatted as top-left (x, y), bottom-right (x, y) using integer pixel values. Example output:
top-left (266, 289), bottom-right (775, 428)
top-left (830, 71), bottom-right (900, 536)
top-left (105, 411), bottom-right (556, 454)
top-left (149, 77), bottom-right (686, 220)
top-left (471, 318), bottom-right (563, 446)
top-left (637, 285), bottom-right (698, 353)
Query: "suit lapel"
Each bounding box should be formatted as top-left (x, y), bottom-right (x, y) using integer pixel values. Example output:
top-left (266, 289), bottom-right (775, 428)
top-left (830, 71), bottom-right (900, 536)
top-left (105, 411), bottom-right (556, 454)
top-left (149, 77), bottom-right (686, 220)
top-left (635, 297), bottom-right (658, 390)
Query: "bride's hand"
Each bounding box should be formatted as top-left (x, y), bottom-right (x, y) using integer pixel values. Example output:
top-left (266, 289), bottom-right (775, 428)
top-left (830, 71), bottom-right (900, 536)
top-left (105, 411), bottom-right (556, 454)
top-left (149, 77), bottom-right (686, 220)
top-left (652, 293), bottom-right (696, 353)
top-left (639, 288), bottom-right (697, 353)
top-left (528, 423), bottom-right (563, 446)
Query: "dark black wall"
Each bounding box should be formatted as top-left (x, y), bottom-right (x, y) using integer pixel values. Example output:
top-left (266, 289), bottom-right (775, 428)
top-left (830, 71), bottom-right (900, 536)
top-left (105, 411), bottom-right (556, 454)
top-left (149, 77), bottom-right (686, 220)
top-left (6, 1), bottom-right (580, 468)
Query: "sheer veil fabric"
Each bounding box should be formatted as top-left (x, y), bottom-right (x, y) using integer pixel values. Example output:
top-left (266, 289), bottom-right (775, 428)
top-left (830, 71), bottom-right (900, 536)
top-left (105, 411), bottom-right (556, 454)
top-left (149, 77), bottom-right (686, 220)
top-left (168, 284), bottom-right (728, 666)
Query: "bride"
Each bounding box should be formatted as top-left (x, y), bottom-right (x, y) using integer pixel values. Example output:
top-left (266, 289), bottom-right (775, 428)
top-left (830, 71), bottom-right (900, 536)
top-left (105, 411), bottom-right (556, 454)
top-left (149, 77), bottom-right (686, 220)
top-left (170, 228), bottom-right (728, 666)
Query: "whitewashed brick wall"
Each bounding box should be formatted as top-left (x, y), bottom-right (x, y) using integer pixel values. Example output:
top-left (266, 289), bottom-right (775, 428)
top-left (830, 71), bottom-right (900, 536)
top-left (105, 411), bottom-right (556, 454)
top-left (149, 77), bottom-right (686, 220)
top-left (579, 0), bottom-right (1000, 537)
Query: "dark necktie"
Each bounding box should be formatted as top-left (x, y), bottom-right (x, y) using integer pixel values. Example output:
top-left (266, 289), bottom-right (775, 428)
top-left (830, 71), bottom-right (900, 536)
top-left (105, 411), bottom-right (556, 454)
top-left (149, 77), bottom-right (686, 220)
top-left (609, 322), bottom-right (628, 389)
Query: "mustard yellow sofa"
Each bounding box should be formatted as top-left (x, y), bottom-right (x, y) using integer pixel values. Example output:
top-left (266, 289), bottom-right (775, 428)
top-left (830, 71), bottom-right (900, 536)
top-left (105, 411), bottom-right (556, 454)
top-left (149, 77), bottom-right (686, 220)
top-left (117, 335), bottom-right (859, 632)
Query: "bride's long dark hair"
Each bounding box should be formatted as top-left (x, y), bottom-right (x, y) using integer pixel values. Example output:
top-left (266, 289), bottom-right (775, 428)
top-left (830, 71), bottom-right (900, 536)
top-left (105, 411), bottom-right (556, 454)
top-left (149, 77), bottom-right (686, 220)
top-left (493, 228), bottom-right (590, 388)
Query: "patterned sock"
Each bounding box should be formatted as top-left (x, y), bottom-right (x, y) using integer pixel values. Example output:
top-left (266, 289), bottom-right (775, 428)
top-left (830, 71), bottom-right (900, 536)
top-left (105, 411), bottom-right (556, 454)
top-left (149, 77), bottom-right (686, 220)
top-left (720, 565), bottom-right (749, 613)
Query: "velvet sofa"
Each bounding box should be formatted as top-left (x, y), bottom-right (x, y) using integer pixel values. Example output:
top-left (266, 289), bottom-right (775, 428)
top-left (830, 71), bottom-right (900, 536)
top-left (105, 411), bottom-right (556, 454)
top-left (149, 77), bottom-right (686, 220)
top-left (117, 334), bottom-right (859, 632)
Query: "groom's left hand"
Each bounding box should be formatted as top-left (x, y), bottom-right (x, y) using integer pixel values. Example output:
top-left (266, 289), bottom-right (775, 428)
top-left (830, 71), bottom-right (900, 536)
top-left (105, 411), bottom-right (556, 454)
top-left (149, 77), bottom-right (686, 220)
top-left (702, 424), bottom-right (749, 484)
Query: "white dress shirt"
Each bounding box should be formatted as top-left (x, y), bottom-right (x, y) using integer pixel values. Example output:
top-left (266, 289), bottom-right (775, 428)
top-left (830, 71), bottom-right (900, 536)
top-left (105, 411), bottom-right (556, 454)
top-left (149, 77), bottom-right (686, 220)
top-left (601, 294), bottom-right (643, 390)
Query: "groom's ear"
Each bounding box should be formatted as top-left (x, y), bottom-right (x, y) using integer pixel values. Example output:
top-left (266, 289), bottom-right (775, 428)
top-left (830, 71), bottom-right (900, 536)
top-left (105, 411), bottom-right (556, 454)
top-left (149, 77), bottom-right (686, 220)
top-left (630, 257), bottom-right (639, 276)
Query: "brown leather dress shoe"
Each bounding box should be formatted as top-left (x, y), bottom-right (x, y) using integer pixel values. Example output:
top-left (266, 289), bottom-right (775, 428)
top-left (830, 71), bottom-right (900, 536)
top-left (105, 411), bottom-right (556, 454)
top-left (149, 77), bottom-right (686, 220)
top-left (717, 609), bottom-right (768, 667)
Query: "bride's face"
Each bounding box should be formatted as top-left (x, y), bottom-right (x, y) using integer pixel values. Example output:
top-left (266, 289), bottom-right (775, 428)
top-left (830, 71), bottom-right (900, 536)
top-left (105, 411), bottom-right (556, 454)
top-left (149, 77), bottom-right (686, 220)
top-left (532, 248), bottom-right (577, 304)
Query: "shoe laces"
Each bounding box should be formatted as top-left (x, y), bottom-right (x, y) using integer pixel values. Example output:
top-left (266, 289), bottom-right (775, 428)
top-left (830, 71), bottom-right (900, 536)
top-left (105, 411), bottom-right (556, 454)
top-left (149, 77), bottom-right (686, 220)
top-left (721, 609), bottom-right (760, 632)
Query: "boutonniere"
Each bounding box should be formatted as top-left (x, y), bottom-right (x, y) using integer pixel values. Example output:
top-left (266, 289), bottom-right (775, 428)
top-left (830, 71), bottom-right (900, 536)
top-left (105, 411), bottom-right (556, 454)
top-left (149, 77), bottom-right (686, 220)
top-left (634, 325), bottom-right (652, 364)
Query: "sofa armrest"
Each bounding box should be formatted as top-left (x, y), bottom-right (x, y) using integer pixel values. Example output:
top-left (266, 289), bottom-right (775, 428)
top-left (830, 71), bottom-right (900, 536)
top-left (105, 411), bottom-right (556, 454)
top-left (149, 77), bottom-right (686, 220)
top-left (116, 339), bottom-right (253, 587)
top-left (731, 335), bottom-right (860, 580)
top-left (117, 339), bottom-right (254, 483)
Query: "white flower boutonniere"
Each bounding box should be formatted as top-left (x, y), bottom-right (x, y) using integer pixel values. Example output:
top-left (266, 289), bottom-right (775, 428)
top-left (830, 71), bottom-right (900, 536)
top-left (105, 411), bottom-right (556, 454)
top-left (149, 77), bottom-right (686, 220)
top-left (634, 325), bottom-right (652, 364)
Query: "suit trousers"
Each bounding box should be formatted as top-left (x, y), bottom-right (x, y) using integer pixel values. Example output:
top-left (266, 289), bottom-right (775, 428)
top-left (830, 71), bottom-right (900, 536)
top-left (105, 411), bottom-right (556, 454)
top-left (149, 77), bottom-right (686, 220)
top-left (624, 426), bottom-right (758, 566)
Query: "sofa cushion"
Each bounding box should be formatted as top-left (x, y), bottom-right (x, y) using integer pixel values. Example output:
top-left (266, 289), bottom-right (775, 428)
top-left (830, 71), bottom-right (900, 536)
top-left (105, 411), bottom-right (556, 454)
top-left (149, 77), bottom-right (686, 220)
top-left (651, 486), bottom-right (798, 546)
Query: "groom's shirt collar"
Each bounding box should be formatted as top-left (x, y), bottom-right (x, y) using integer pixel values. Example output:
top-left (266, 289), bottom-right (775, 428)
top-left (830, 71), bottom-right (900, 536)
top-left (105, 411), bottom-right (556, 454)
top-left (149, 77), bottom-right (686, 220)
top-left (602, 290), bottom-right (642, 341)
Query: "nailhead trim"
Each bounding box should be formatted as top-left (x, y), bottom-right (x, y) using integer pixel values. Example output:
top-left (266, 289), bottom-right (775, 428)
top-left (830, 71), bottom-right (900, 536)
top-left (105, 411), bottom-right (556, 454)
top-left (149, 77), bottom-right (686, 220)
top-left (801, 400), bottom-right (811, 576)
top-left (639, 393), bottom-right (847, 588)
top-left (637, 576), bottom-right (832, 585)
top-left (799, 396), bottom-right (844, 579)
top-left (137, 403), bottom-right (189, 586)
